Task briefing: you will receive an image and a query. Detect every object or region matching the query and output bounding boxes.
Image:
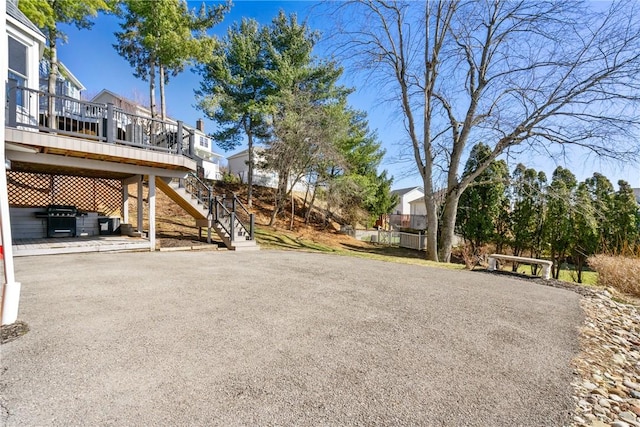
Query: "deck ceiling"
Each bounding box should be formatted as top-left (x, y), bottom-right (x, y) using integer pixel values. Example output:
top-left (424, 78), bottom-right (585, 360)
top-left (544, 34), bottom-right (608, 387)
top-left (8, 159), bottom-right (133, 180)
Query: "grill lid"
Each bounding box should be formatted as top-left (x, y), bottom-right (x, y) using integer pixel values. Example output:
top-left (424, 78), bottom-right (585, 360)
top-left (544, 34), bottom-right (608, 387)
top-left (46, 205), bottom-right (78, 216)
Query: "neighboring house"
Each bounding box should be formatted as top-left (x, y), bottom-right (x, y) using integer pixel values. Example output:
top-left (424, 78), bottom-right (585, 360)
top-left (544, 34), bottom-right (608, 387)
top-left (39, 59), bottom-right (85, 99)
top-left (227, 147), bottom-right (309, 193)
top-left (91, 89), bottom-right (223, 180)
top-left (390, 186), bottom-right (424, 215)
top-left (633, 188), bottom-right (640, 205)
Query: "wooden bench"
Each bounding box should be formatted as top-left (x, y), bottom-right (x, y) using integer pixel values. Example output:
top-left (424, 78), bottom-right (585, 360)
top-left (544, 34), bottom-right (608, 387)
top-left (487, 254), bottom-right (553, 280)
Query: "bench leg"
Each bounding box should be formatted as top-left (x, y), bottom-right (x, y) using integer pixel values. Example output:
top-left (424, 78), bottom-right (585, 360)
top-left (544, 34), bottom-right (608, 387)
top-left (541, 264), bottom-right (551, 280)
top-left (488, 257), bottom-right (496, 271)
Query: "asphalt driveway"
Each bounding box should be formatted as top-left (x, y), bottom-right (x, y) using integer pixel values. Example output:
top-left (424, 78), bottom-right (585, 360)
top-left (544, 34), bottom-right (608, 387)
top-left (1, 250), bottom-right (582, 426)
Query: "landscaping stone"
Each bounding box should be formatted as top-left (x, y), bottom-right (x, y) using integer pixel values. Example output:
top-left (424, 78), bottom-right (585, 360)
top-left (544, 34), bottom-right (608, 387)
top-left (572, 287), bottom-right (640, 427)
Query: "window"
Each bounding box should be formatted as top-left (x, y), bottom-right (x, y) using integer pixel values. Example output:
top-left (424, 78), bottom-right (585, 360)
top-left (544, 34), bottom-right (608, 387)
top-left (8, 36), bottom-right (28, 106)
top-left (199, 136), bottom-right (209, 149)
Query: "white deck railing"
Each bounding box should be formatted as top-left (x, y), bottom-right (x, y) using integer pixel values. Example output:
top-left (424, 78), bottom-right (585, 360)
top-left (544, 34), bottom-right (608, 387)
top-left (6, 81), bottom-right (195, 157)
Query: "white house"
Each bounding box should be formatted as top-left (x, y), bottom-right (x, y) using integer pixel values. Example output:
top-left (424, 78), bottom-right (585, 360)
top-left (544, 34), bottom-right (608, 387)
top-left (227, 146), bottom-right (309, 193)
top-left (390, 186), bottom-right (424, 215)
top-left (633, 188), bottom-right (640, 204)
top-left (91, 89), bottom-right (223, 180)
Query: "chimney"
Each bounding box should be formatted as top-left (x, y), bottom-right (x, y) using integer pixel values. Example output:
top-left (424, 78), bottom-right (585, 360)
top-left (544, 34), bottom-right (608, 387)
top-left (196, 119), bottom-right (204, 132)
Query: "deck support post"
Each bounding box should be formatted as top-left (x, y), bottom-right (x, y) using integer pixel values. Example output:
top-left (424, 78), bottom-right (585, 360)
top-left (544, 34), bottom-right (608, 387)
top-left (122, 182), bottom-right (129, 224)
top-left (148, 175), bottom-right (156, 251)
top-left (137, 176), bottom-right (143, 234)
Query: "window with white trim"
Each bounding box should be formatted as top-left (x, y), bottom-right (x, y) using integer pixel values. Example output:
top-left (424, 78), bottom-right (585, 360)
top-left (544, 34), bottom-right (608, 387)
top-left (8, 36), bottom-right (28, 106)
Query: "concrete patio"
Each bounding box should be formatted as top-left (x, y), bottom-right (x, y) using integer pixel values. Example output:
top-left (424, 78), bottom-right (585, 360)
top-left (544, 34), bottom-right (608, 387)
top-left (12, 236), bottom-right (150, 257)
top-left (0, 250), bottom-right (582, 426)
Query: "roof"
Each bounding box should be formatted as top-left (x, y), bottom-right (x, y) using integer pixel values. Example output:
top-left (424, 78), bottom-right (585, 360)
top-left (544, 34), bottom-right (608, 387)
top-left (408, 189), bottom-right (447, 205)
top-left (7, 0), bottom-right (45, 39)
top-left (391, 186), bottom-right (424, 197)
top-left (40, 60), bottom-right (86, 91)
top-left (57, 62), bottom-right (86, 91)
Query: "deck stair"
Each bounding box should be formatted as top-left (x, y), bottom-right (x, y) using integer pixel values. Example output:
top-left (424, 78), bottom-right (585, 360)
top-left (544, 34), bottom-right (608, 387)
top-left (155, 174), bottom-right (259, 251)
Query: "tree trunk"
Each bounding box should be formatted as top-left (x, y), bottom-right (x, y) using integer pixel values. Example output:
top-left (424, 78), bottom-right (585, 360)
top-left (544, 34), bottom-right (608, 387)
top-left (550, 249), bottom-right (558, 279)
top-left (302, 176), bottom-right (311, 213)
top-left (289, 191), bottom-right (294, 231)
top-left (269, 172), bottom-right (288, 226)
top-left (439, 191), bottom-right (461, 263)
top-left (159, 65), bottom-right (166, 121)
top-left (149, 55), bottom-right (156, 120)
top-left (305, 184), bottom-right (318, 224)
top-left (48, 29), bottom-right (58, 129)
top-left (423, 179), bottom-right (439, 262)
top-left (576, 255), bottom-right (584, 283)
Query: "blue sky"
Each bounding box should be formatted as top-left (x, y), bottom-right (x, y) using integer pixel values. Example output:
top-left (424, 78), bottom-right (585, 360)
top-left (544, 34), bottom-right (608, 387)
top-left (55, 1), bottom-right (639, 190)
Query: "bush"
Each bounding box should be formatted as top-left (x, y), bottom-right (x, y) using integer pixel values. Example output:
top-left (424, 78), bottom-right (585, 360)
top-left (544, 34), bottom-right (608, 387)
top-left (458, 243), bottom-right (488, 270)
top-left (588, 255), bottom-right (640, 297)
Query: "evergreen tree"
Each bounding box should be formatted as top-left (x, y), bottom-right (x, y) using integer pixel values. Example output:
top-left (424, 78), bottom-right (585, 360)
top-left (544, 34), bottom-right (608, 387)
top-left (611, 180), bottom-right (640, 253)
top-left (545, 167), bottom-right (577, 279)
top-left (585, 173), bottom-right (615, 252)
top-left (196, 18), bottom-right (270, 207)
top-left (571, 182), bottom-right (598, 283)
top-left (455, 143), bottom-right (508, 252)
top-left (510, 165), bottom-right (539, 257)
top-left (114, 0), bottom-right (229, 120)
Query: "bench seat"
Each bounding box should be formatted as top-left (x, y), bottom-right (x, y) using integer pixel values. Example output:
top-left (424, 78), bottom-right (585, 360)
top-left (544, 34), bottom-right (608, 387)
top-left (487, 254), bottom-right (552, 280)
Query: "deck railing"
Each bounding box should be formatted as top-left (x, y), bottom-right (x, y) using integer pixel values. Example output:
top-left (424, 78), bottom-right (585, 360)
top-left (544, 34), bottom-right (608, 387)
top-left (179, 172), bottom-right (255, 242)
top-left (5, 81), bottom-right (195, 158)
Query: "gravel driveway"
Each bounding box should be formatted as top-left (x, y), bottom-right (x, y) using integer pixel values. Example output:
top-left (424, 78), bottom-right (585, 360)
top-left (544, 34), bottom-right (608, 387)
top-left (1, 250), bottom-right (582, 426)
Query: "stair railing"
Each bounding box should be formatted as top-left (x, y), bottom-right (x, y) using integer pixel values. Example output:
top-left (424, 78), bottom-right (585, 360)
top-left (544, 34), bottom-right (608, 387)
top-left (181, 172), bottom-right (255, 242)
top-left (181, 172), bottom-right (211, 209)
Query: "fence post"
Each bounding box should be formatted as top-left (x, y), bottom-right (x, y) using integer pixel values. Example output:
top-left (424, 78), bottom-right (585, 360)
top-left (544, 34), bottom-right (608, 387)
top-left (177, 120), bottom-right (183, 155)
top-left (106, 103), bottom-right (114, 143)
top-left (419, 231), bottom-right (422, 251)
top-left (250, 214), bottom-right (255, 240)
top-left (7, 80), bottom-right (17, 127)
top-left (230, 212), bottom-right (236, 241)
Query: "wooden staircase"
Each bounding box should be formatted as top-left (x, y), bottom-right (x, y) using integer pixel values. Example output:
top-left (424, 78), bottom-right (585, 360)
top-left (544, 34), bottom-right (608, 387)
top-left (155, 175), bottom-right (259, 251)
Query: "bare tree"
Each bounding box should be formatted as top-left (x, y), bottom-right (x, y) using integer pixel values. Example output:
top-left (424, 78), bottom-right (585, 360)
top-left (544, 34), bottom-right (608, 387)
top-left (331, 0), bottom-right (640, 262)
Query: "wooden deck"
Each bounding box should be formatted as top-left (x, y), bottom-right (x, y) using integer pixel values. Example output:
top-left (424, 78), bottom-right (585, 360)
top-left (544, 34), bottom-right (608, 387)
top-left (12, 236), bottom-right (150, 257)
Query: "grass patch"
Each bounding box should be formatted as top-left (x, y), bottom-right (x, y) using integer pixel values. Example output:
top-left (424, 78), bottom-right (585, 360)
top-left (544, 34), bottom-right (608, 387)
top-left (494, 263), bottom-right (598, 285)
top-left (255, 226), bottom-right (464, 271)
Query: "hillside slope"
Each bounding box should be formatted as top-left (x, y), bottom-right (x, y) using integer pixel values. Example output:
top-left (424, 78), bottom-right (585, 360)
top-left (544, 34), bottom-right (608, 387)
top-left (126, 181), bottom-right (372, 251)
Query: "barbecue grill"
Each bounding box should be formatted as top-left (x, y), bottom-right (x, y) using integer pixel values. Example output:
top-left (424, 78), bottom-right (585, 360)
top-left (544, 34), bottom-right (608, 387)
top-left (35, 205), bottom-right (78, 238)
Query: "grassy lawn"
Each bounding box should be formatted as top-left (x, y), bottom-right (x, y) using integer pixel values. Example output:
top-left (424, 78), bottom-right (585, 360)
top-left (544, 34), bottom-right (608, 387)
top-left (255, 227), bottom-right (464, 271)
top-left (256, 226), bottom-right (604, 286)
top-left (492, 263), bottom-right (598, 285)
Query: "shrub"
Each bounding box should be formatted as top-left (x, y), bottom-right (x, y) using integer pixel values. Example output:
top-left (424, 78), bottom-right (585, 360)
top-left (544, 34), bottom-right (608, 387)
top-left (458, 243), bottom-right (488, 270)
top-left (588, 255), bottom-right (640, 297)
